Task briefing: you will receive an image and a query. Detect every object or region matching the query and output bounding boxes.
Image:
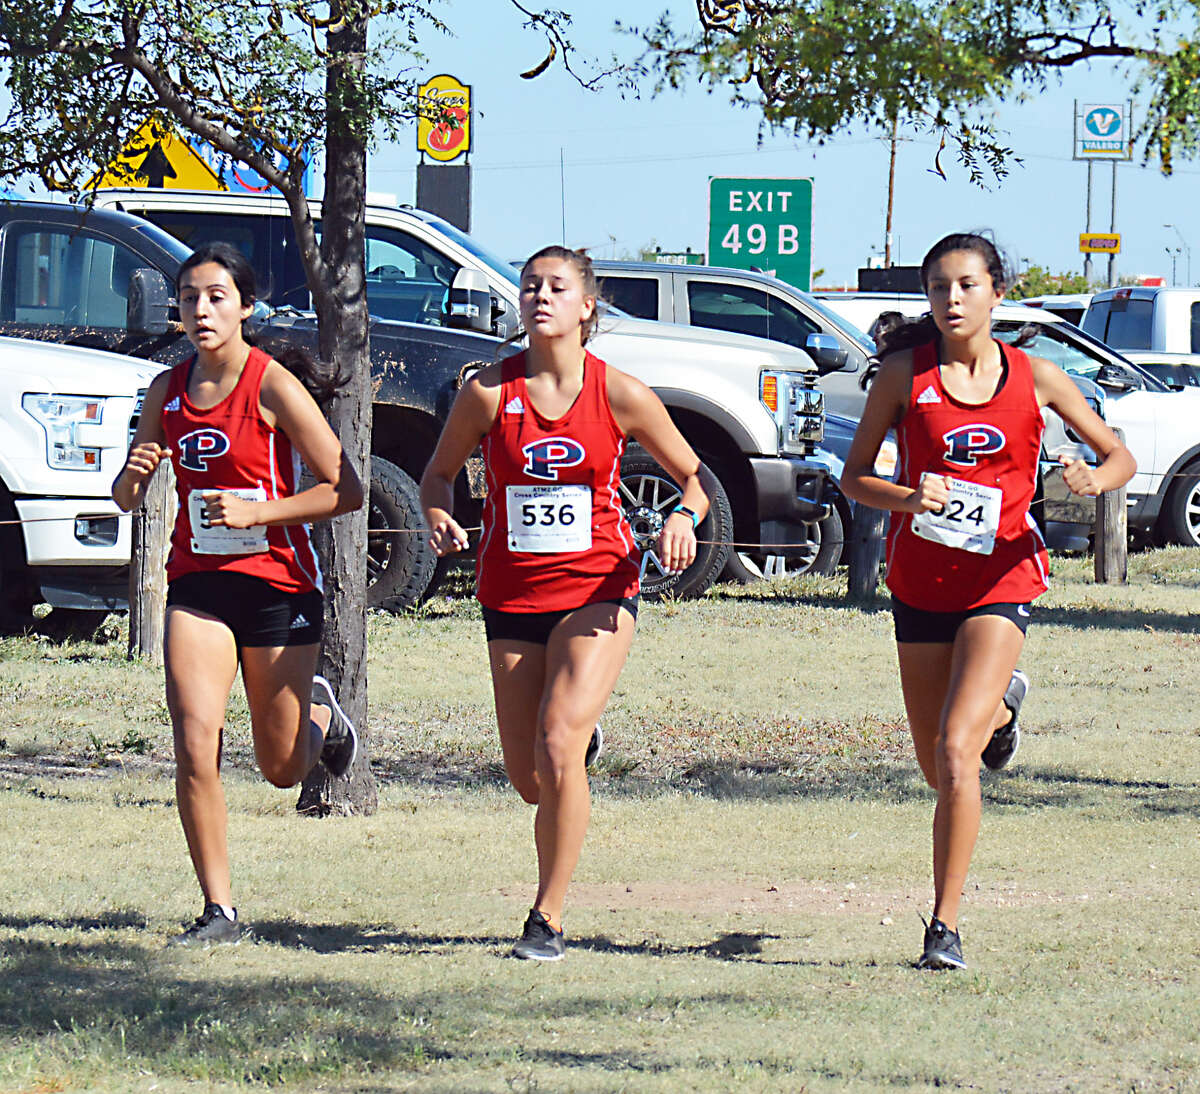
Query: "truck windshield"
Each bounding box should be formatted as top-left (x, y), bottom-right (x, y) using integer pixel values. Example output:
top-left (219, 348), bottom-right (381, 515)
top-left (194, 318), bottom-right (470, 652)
top-left (1082, 296), bottom-right (1153, 349)
top-left (132, 220), bottom-right (194, 266)
top-left (408, 211), bottom-right (521, 289)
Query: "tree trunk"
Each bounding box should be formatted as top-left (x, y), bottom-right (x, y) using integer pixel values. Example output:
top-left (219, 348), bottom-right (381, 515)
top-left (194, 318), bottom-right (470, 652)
top-left (296, 12), bottom-right (377, 816)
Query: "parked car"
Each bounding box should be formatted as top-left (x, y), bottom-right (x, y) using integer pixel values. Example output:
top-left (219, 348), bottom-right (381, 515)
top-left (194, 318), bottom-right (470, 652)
top-left (0, 335), bottom-right (162, 620)
top-left (1082, 286), bottom-right (1200, 354)
top-left (1019, 293), bottom-right (1093, 326)
top-left (3, 194), bottom-right (832, 603)
top-left (1119, 351), bottom-right (1200, 391)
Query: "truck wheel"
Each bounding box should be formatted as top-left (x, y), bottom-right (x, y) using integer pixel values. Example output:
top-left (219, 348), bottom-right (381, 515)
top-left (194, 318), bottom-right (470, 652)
top-left (366, 457), bottom-right (439, 612)
top-left (619, 451), bottom-right (732, 600)
top-left (722, 503), bottom-right (844, 582)
top-left (1162, 459), bottom-right (1200, 547)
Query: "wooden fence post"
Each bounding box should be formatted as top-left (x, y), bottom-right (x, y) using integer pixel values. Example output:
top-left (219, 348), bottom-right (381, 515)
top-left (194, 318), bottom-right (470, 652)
top-left (1094, 427), bottom-right (1127, 584)
top-left (128, 463), bottom-right (176, 664)
top-left (847, 503), bottom-right (887, 601)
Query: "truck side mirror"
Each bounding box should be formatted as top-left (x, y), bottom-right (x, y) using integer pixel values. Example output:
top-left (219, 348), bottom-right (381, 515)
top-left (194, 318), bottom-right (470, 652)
top-left (805, 331), bottom-right (851, 375)
top-left (446, 268), bottom-right (492, 334)
top-left (1095, 362), bottom-right (1140, 392)
top-left (127, 267), bottom-right (172, 335)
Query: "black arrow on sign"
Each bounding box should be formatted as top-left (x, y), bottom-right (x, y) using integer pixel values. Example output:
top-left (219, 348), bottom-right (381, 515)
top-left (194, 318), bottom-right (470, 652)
top-left (134, 142), bottom-right (177, 188)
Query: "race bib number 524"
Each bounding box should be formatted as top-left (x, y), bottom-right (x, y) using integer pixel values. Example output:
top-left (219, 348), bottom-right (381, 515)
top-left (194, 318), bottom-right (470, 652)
top-left (910, 474), bottom-right (1002, 556)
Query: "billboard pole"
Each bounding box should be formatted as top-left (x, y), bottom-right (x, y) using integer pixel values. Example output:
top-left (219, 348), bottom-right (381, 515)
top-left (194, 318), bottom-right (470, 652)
top-left (1108, 161), bottom-right (1118, 288)
top-left (1084, 159), bottom-right (1094, 283)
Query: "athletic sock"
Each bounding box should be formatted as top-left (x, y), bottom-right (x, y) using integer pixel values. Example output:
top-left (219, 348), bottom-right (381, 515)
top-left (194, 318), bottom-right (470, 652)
top-left (215, 903), bottom-right (236, 921)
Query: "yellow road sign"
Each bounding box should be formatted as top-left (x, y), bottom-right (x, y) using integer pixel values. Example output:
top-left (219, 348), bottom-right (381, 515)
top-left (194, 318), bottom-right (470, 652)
top-left (417, 74), bottom-right (471, 162)
top-left (90, 117), bottom-right (225, 190)
top-left (1079, 233), bottom-right (1121, 254)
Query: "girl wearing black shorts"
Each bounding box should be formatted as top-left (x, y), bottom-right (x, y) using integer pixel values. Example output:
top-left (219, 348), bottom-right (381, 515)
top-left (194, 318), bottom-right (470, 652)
top-left (842, 233), bottom-right (1134, 969)
top-left (421, 246), bottom-right (709, 961)
top-left (114, 243), bottom-right (363, 944)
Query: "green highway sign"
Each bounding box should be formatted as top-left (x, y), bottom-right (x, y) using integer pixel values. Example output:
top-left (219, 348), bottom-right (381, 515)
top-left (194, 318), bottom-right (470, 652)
top-left (707, 177), bottom-right (813, 289)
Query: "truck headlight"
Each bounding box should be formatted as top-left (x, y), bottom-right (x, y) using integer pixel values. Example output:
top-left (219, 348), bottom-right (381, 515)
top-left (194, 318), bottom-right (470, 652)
top-left (22, 394), bottom-right (107, 471)
top-left (761, 370), bottom-right (823, 451)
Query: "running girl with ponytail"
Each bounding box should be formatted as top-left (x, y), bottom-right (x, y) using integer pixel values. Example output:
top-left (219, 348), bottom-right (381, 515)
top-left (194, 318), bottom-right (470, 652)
top-left (114, 243), bottom-right (364, 945)
top-left (421, 245), bottom-right (709, 961)
top-left (842, 232), bottom-right (1134, 970)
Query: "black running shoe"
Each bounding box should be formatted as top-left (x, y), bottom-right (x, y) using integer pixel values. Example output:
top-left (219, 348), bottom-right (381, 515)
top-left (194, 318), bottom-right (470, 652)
top-left (512, 908), bottom-right (565, 961)
top-left (585, 724), bottom-right (603, 768)
top-left (170, 903), bottom-right (242, 947)
top-left (313, 674), bottom-right (358, 778)
top-left (983, 668), bottom-right (1028, 771)
top-left (916, 915), bottom-right (965, 970)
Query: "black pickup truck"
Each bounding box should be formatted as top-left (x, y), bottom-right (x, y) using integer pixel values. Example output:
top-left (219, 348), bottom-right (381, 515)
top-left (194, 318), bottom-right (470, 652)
top-left (0, 199), bottom-right (495, 610)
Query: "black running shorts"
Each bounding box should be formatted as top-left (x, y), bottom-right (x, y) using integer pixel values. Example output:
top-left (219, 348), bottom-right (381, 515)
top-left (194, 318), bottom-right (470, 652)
top-left (891, 597), bottom-right (1031, 644)
top-left (481, 597), bottom-right (639, 646)
top-left (167, 571), bottom-right (323, 649)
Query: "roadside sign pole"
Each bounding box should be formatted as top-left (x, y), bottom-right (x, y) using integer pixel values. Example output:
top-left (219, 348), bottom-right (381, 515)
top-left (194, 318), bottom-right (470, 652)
top-left (1108, 161), bottom-right (1118, 288)
top-left (1084, 159), bottom-right (1093, 283)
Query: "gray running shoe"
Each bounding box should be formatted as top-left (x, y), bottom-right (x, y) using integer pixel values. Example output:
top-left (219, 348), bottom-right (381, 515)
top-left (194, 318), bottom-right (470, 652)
top-left (313, 674), bottom-right (358, 778)
top-left (585, 724), bottom-right (603, 768)
top-left (916, 915), bottom-right (965, 970)
top-left (512, 908), bottom-right (565, 961)
top-left (983, 668), bottom-right (1028, 771)
top-left (170, 903), bottom-right (242, 946)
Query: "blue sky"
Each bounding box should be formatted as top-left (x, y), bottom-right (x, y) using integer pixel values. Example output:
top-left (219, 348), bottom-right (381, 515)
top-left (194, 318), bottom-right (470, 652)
top-left (369, 3), bottom-right (1200, 289)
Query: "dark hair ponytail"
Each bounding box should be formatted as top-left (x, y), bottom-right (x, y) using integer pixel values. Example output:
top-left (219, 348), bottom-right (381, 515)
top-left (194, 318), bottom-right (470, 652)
top-left (177, 242), bottom-right (347, 406)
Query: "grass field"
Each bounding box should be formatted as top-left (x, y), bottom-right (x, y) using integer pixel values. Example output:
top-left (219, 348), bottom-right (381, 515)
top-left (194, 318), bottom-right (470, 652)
top-left (1, 552), bottom-right (1199, 1092)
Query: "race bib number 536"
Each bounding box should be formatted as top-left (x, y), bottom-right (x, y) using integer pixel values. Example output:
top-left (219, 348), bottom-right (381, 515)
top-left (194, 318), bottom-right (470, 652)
top-left (911, 475), bottom-right (1002, 556)
top-left (506, 484), bottom-right (592, 553)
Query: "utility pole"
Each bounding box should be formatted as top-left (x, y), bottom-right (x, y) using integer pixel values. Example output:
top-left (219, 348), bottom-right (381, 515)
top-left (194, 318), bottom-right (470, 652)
top-left (885, 115), bottom-right (898, 266)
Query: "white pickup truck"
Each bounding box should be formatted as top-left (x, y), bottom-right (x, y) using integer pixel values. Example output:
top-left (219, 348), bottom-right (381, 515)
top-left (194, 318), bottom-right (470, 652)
top-left (0, 336), bottom-right (163, 620)
top-left (1082, 287), bottom-right (1200, 355)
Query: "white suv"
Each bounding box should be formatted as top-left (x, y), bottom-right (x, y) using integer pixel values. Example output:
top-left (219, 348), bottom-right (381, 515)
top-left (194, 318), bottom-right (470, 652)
top-left (0, 336), bottom-right (164, 619)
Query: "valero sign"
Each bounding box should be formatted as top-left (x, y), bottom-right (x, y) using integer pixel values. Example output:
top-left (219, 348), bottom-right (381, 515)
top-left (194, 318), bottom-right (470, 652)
top-left (417, 75), bottom-right (471, 162)
top-left (1079, 233), bottom-right (1121, 254)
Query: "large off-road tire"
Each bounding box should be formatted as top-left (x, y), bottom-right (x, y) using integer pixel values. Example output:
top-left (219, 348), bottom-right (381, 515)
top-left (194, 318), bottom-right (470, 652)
top-left (366, 456), bottom-right (439, 612)
top-left (722, 502), bottom-right (845, 583)
top-left (619, 450), bottom-right (732, 600)
top-left (1162, 459), bottom-right (1200, 548)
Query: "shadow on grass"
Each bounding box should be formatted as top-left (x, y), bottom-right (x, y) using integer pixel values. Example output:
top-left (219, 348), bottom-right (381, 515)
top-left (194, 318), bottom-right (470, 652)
top-left (0, 925), bottom-right (829, 1084)
top-left (248, 920), bottom-right (818, 965)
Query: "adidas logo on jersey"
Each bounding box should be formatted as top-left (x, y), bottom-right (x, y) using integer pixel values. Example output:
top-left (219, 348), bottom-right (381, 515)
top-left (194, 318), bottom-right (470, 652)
top-left (290, 614), bottom-right (309, 629)
top-left (165, 396), bottom-right (181, 412)
top-left (504, 396), bottom-right (525, 416)
top-left (916, 385), bottom-right (941, 405)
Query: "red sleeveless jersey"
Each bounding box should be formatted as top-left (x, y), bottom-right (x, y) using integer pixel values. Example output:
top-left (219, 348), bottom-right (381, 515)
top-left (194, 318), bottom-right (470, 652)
top-left (475, 351), bottom-right (640, 612)
top-left (885, 339), bottom-right (1049, 611)
top-left (161, 346), bottom-right (322, 594)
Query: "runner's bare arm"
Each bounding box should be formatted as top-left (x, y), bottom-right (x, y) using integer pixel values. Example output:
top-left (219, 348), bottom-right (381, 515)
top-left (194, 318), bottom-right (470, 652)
top-left (420, 367), bottom-right (502, 555)
top-left (112, 370), bottom-right (172, 512)
top-left (842, 352), bottom-right (946, 514)
top-left (607, 368), bottom-right (708, 573)
top-left (1031, 356), bottom-right (1137, 496)
top-left (207, 361), bottom-right (363, 530)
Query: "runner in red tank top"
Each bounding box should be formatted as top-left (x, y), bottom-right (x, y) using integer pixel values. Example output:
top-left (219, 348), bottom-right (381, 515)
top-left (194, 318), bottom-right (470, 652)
top-left (114, 243), bottom-right (363, 945)
top-left (842, 233), bottom-right (1134, 971)
top-left (421, 246), bottom-right (710, 961)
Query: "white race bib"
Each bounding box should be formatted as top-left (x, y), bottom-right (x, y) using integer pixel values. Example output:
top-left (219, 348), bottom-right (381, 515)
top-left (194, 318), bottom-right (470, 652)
top-left (188, 487), bottom-right (269, 555)
top-left (505, 484), bottom-right (592, 553)
top-left (911, 474), bottom-right (1002, 556)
